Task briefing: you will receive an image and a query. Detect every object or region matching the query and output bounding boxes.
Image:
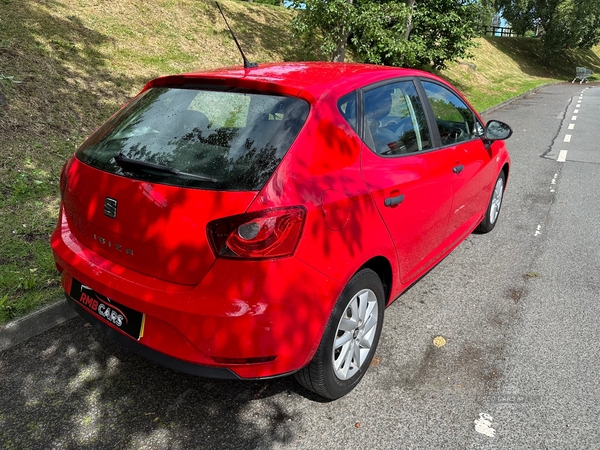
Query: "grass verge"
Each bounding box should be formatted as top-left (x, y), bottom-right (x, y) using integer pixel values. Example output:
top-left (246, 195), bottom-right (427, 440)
top-left (1, 0), bottom-right (599, 323)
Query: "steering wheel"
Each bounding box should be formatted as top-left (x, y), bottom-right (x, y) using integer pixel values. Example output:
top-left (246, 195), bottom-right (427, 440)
top-left (443, 127), bottom-right (466, 144)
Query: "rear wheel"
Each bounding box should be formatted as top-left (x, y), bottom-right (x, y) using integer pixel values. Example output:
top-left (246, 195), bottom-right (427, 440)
top-left (294, 268), bottom-right (385, 399)
top-left (476, 171), bottom-right (505, 233)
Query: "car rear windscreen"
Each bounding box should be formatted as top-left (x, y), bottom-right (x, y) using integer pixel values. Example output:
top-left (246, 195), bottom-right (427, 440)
top-left (76, 87), bottom-right (310, 190)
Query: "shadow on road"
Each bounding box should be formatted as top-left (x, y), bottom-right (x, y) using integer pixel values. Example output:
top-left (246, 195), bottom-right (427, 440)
top-left (0, 317), bottom-right (318, 449)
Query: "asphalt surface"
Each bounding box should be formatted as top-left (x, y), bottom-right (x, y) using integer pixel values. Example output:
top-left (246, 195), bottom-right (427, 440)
top-left (1, 82), bottom-right (598, 449)
top-left (472, 84), bottom-right (600, 449)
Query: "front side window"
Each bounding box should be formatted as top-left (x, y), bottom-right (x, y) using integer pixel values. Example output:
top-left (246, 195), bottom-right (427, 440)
top-left (421, 81), bottom-right (482, 146)
top-left (76, 87), bottom-right (309, 190)
top-left (362, 81), bottom-right (432, 156)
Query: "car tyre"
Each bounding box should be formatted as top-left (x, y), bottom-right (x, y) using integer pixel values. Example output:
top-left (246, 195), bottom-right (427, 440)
top-left (476, 171), bottom-right (506, 234)
top-left (294, 268), bottom-right (385, 399)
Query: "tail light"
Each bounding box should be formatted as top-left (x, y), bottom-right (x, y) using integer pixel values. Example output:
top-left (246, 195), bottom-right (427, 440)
top-left (207, 207), bottom-right (306, 259)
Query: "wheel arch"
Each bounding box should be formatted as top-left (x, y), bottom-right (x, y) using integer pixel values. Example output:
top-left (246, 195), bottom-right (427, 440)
top-left (359, 256), bottom-right (393, 306)
top-left (501, 162), bottom-right (510, 186)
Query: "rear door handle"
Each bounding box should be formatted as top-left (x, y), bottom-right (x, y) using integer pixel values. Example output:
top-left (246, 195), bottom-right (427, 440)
top-left (384, 194), bottom-right (405, 207)
top-left (453, 164), bottom-right (464, 174)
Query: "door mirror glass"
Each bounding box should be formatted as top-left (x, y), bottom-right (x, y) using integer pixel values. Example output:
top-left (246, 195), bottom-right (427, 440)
top-left (485, 120), bottom-right (512, 141)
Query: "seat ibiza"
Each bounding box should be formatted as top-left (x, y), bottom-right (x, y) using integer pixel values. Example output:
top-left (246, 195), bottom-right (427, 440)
top-left (51, 62), bottom-right (511, 399)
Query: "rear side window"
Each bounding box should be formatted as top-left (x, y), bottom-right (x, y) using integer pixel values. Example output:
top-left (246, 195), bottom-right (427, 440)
top-left (76, 87), bottom-right (309, 190)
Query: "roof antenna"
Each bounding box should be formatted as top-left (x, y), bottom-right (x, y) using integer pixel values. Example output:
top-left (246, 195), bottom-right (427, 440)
top-left (215, 2), bottom-right (258, 69)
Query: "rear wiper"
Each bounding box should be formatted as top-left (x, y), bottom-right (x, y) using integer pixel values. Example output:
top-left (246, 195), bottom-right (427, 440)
top-left (114, 153), bottom-right (218, 183)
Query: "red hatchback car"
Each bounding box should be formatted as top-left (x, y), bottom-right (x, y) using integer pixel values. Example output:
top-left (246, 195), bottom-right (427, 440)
top-left (51, 62), bottom-right (511, 399)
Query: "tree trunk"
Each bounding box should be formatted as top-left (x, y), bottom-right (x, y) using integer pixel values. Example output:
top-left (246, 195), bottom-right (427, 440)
top-left (331, 0), bottom-right (353, 62)
top-left (404, 0), bottom-right (415, 41)
top-left (332, 36), bottom-right (349, 62)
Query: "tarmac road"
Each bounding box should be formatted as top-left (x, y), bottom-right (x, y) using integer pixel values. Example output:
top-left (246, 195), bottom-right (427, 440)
top-left (1, 82), bottom-right (598, 449)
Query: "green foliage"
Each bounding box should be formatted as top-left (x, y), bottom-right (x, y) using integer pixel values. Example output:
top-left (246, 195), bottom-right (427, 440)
top-left (497, 0), bottom-right (600, 60)
top-left (402, 0), bottom-right (482, 69)
top-left (349, 2), bottom-right (412, 65)
top-left (291, 0), bottom-right (358, 61)
top-left (477, 0), bottom-right (497, 27)
top-left (291, 0), bottom-right (485, 69)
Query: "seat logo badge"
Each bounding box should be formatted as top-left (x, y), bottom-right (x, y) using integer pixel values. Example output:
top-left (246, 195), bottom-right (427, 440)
top-left (104, 198), bottom-right (117, 219)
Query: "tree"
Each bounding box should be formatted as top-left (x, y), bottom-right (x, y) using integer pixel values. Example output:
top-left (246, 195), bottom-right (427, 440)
top-left (391, 0), bottom-right (483, 68)
top-left (291, 0), bottom-right (485, 69)
top-left (475, 0), bottom-right (497, 29)
top-left (348, 1), bottom-right (413, 65)
top-left (290, 0), bottom-right (360, 62)
top-left (497, 0), bottom-right (600, 61)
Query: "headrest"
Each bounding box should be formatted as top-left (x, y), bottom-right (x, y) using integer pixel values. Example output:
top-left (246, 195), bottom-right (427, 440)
top-left (364, 89), bottom-right (393, 121)
top-left (180, 109), bottom-right (210, 130)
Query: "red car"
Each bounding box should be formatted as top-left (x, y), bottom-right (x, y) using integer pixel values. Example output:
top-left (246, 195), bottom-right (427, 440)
top-left (51, 62), bottom-right (511, 399)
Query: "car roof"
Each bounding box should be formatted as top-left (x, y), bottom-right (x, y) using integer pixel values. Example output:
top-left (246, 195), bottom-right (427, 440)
top-left (145, 62), bottom-right (444, 100)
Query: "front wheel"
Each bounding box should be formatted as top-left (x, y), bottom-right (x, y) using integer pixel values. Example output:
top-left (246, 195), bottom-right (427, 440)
top-left (294, 268), bottom-right (385, 399)
top-left (476, 171), bottom-right (506, 233)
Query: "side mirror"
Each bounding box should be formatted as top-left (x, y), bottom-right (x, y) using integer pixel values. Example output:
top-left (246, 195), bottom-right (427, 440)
top-left (485, 120), bottom-right (512, 141)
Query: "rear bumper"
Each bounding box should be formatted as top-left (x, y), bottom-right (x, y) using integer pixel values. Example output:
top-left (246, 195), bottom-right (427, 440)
top-left (66, 295), bottom-right (240, 380)
top-left (51, 209), bottom-right (343, 379)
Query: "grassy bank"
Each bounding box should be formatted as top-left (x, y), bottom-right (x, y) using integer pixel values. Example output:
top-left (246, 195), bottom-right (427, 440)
top-left (441, 37), bottom-right (600, 110)
top-left (1, 0), bottom-right (599, 323)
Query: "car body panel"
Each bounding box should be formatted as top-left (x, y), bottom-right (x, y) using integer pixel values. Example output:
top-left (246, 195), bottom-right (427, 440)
top-left (447, 138), bottom-right (501, 246)
top-left (361, 143), bottom-right (455, 284)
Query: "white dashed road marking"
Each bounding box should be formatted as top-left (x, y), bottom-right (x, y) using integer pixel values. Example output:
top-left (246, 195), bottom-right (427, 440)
top-left (551, 173), bottom-right (558, 192)
top-left (558, 150), bottom-right (568, 162)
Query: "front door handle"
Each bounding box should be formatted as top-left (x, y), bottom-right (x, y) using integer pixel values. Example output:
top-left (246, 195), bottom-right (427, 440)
top-left (384, 193), bottom-right (405, 207)
top-left (453, 164), bottom-right (464, 174)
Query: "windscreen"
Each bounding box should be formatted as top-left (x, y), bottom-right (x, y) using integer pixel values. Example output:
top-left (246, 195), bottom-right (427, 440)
top-left (76, 87), bottom-right (310, 190)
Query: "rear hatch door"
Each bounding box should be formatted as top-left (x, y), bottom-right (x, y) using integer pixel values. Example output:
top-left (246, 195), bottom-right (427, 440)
top-left (64, 85), bottom-right (309, 285)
